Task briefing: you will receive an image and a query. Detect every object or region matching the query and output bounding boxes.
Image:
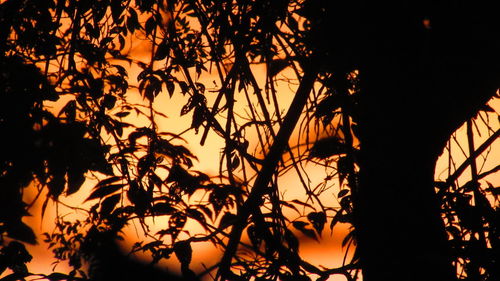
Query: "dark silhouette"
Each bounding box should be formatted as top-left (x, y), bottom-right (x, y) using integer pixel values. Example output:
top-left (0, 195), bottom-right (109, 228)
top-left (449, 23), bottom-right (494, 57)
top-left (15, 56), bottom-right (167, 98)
top-left (355, 2), bottom-right (499, 281)
top-left (0, 1), bottom-right (498, 281)
top-left (80, 228), bottom-right (194, 281)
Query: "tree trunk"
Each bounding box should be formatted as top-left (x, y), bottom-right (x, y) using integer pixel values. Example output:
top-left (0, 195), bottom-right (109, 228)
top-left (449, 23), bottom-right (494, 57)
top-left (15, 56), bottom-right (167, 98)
top-left (353, 1), bottom-right (500, 281)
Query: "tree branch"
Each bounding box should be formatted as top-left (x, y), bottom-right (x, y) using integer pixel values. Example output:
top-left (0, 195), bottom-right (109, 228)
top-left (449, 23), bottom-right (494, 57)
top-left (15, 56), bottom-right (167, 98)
top-left (216, 66), bottom-right (318, 280)
top-left (437, 127), bottom-right (499, 197)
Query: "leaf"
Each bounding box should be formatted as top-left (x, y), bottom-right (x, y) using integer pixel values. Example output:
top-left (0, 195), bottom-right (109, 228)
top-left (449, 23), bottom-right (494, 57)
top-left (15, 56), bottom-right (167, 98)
top-left (93, 176), bottom-right (122, 190)
top-left (337, 156), bottom-right (350, 186)
top-left (59, 100), bottom-right (76, 121)
top-left (145, 16), bottom-right (156, 36)
top-left (137, 155), bottom-right (154, 179)
top-left (166, 81), bottom-right (175, 97)
top-left (45, 272), bottom-right (70, 281)
top-left (115, 111), bottom-right (130, 118)
top-left (102, 94), bottom-right (117, 110)
top-left (268, 58), bottom-right (289, 77)
top-left (152, 202), bottom-right (176, 215)
top-left (284, 229), bottom-right (299, 252)
top-left (111, 0), bottom-right (124, 24)
top-left (48, 173), bottom-right (66, 199)
top-left (174, 241), bottom-right (192, 267)
top-left (279, 200), bottom-right (301, 214)
top-left (99, 194), bottom-right (121, 217)
top-left (307, 212), bottom-right (326, 236)
top-left (67, 167), bottom-right (86, 195)
top-left (230, 153), bottom-right (240, 171)
top-left (309, 137), bottom-right (346, 159)
top-left (219, 212), bottom-right (237, 229)
top-left (315, 94), bottom-right (346, 118)
top-left (337, 189), bottom-right (349, 198)
top-left (291, 199), bottom-right (313, 209)
top-left (85, 184), bottom-right (124, 201)
top-left (6, 222), bottom-right (37, 245)
top-left (292, 221), bottom-right (317, 241)
top-left (187, 208), bottom-right (207, 228)
top-left (154, 40), bottom-right (170, 61)
top-left (126, 7), bottom-right (140, 33)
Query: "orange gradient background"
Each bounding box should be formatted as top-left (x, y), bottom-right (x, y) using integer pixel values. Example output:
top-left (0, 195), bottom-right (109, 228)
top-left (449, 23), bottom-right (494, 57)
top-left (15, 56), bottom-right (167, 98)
top-left (3, 6), bottom-right (499, 281)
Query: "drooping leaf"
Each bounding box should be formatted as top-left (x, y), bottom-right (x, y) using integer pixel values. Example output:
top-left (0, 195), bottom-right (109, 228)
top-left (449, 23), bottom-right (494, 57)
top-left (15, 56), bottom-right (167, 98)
top-left (174, 240), bottom-right (192, 267)
top-left (67, 167), bottom-right (86, 195)
top-left (186, 208), bottom-right (207, 229)
top-left (99, 194), bottom-right (121, 217)
top-left (93, 176), bottom-right (122, 190)
top-left (145, 16), bottom-right (156, 36)
top-left (165, 80), bottom-right (175, 97)
top-left (85, 184), bottom-right (124, 201)
top-left (48, 173), bottom-right (66, 199)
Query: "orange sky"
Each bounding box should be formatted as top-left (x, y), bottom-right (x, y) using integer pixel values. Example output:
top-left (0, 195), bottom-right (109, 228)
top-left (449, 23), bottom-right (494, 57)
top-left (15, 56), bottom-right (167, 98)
top-left (4, 5), bottom-right (499, 281)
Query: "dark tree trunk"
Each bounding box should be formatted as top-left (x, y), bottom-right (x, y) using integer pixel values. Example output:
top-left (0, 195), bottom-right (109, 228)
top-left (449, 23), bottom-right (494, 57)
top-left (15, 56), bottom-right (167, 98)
top-left (353, 1), bottom-right (500, 281)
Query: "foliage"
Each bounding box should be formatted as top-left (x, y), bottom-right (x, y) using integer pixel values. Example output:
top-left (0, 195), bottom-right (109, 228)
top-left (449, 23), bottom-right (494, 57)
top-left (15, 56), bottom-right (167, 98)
top-left (0, 0), bottom-right (498, 281)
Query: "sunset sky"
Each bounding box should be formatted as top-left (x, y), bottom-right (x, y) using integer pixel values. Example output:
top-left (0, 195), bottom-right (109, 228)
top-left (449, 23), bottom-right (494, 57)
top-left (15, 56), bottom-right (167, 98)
top-left (2, 2), bottom-right (498, 281)
top-left (19, 41), bottom-right (499, 280)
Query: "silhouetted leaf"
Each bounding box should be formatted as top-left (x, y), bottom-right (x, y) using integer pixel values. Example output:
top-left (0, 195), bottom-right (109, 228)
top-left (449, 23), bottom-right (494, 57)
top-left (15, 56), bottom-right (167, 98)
top-left (187, 208), bottom-right (207, 228)
top-left (102, 94), bottom-right (117, 110)
top-left (337, 156), bottom-right (350, 186)
top-left (292, 221), bottom-right (317, 241)
top-left (291, 199), bottom-right (313, 209)
top-left (174, 240), bottom-right (192, 266)
top-left (268, 58), bottom-right (289, 77)
top-left (284, 229), bottom-right (299, 252)
top-left (45, 272), bottom-right (70, 281)
top-left (230, 153), bottom-right (240, 171)
top-left (94, 176), bottom-right (122, 190)
top-left (111, 0), bottom-right (124, 24)
top-left (99, 194), bottom-right (121, 217)
top-left (115, 111), bottom-right (130, 118)
top-left (6, 222), bottom-right (37, 245)
top-left (307, 212), bottom-right (326, 236)
top-left (48, 173), bottom-right (66, 199)
top-left (86, 184), bottom-right (124, 201)
top-left (337, 189), bottom-right (349, 198)
top-left (154, 40), bottom-right (170, 61)
top-left (219, 212), bottom-right (237, 229)
top-left (145, 16), bottom-right (156, 36)
top-left (309, 137), bottom-right (346, 159)
top-left (67, 168), bottom-right (86, 195)
top-left (126, 7), bottom-right (140, 32)
top-left (152, 202), bottom-right (176, 215)
top-left (166, 81), bottom-right (175, 97)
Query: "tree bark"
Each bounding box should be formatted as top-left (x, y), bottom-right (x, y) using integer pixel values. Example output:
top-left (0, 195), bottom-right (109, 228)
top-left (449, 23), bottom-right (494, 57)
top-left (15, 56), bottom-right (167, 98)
top-left (353, 1), bottom-right (500, 281)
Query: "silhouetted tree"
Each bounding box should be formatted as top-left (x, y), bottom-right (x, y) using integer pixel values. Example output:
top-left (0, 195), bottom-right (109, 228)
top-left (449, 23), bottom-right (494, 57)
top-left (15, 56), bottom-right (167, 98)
top-left (0, 1), bottom-right (498, 281)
